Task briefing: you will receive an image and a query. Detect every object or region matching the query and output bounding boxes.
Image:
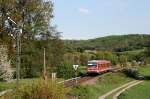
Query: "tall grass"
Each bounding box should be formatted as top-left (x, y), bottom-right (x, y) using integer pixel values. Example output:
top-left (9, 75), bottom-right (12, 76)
top-left (1, 79), bottom-right (68, 99)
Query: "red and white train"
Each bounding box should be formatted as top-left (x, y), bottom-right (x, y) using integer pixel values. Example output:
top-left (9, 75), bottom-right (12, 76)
top-left (87, 60), bottom-right (112, 74)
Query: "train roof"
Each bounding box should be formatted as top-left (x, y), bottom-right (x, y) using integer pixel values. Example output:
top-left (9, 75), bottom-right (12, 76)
top-left (88, 60), bottom-right (110, 63)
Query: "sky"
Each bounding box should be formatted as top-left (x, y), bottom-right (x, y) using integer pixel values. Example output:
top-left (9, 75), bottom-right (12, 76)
top-left (52, 0), bottom-right (150, 40)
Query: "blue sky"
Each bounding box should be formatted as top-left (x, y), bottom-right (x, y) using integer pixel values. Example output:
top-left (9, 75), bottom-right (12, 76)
top-left (52, 0), bottom-right (150, 40)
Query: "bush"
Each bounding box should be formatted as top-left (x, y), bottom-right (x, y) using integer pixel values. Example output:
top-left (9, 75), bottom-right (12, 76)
top-left (56, 61), bottom-right (75, 79)
top-left (69, 85), bottom-right (89, 99)
top-left (123, 68), bottom-right (139, 79)
top-left (2, 79), bottom-right (68, 99)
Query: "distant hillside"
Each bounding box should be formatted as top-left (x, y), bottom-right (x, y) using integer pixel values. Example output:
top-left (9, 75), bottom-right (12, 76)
top-left (64, 34), bottom-right (150, 52)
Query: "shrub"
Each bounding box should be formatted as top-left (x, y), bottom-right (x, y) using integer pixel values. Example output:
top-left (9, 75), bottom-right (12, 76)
top-left (69, 85), bottom-right (89, 99)
top-left (123, 68), bottom-right (139, 79)
top-left (56, 61), bottom-right (75, 79)
top-left (2, 79), bottom-right (68, 99)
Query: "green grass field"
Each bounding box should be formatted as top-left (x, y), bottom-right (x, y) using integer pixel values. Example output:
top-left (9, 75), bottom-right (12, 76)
top-left (118, 66), bottom-right (150, 99)
top-left (0, 79), bottom-right (40, 91)
top-left (0, 78), bottom-right (63, 92)
top-left (118, 81), bottom-right (150, 99)
top-left (116, 49), bottom-right (145, 55)
top-left (0, 82), bottom-right (14, 91)
top-left (69, 72), bottom-right (133, 99)
top-left (138, 66), bottom-right (150, 76)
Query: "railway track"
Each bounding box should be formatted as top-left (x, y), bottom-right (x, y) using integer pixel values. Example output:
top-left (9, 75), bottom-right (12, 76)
top-left (64, 76), bottom-right (94, 87)
top-left (58, 67), bottom-right (123, 87)
top-left (59, 72), bottom-right (110, 87)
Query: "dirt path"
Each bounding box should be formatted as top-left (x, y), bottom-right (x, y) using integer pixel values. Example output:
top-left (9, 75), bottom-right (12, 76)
top-left (98, 80), bottom-right (139, 99)
top-left (112, 81), bottom-right (143, 99)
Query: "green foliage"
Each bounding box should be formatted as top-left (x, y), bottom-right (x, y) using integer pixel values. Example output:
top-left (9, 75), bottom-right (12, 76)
top-left (123, 68), bottom-right (139, 79)
top-left (69, 85), bottom-right (89, 99)
top-left (0, 0), bottom-right (66, 79)
top-left (143, 47), bottom-right (150, 65)
top-left (0, 0), bottom-right (54, 39)
top-left (78, 66), bottom-right (87, 76)
top-left (19, 39), bottom-right (65, 78)
top-left (2, 79), bottom-right (68, 99)
top-left (95, 51), bottom-right (119, 65)
top-left (117, 49), bottom-right (144, 62)
top-left (65, 34), bottom-right (150, 52)
top-left (118, 55), bottom-right (128, 66)
top-left (48, 39), bottom-right (65, 68)
top-left (0, 81), bottom-right (15, 91)
top-left (64, 52), bottom-right (90, 66)
top-left (63, 47), bottom-right (149, 69)
top-left (0, 0), bottom-right (54, 59)
top-left (79, 53), bottom-right (90, 66)
top-left (64, 34), bottom-right (150, 67)
top-left (56, 61), bottom-right (74, 79)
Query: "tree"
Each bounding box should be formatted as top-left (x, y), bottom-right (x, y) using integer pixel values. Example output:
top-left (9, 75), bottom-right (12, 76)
top-left (119, 55), bottom-right (128, 67)
top-left (56, 60), bottom-right (74, 79)
top-left (0, 0), bottom-right (54, 49)
top-left (145, 47), bottom-right (150, 57)
top-left (0, 0), bottom-right (66, 79)
top-left (143, 45), bottom-right (150, 65)
top-left (80, 53), bottom-right (89, 66)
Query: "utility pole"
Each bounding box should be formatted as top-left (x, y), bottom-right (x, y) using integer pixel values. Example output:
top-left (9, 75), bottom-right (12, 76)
top-left (75, 70), bottom-right (78, 84)
top-left (44, 47), bottom-right (46, 74)
top-left (16, 29), bottom-right (21, 86)
top-left (7, 17), bottom-right (22, 87)
top-left (43, 47), bottom-right (47, 81)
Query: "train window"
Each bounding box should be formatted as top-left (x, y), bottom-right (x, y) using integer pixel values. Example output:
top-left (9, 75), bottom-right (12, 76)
top-left (88, 62), bottom-right (97, 67)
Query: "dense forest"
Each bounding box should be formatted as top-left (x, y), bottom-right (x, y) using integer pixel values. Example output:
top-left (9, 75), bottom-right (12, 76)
top-left (65, 34), bottom-right (150, 52)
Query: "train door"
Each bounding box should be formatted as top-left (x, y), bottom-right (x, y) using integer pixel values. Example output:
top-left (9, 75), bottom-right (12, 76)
top-left (101, 63), bottom-right (106, 72)
top-left (100, 63), bottom-right (103, 72)
top-left (97, 63), bottom-right (100, 72)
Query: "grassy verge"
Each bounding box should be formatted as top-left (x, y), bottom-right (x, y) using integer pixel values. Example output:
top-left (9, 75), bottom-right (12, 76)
top-left (0, 82), bottom-right (15, 91)
top-left (105, 86), bottom-right (127, 99)
top-left (117, 66), bottom-right (150, 99)
top-left (118, 81), bottom-right (150, 99)
top-left (105, 66), bottom-right (150, 99)
top-left (1, 79), bottom-right (68, 99)
top-left (0, 78), bottom-right (42, 91)
top-left (138, 66), bottom-right (150, 76)
top-left (69, 72), bottom-right (133, 99)
top-left (0, 78), bottom-right (63, 92)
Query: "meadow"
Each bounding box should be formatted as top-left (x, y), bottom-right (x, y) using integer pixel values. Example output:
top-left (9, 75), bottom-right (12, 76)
top-left (0, 78), bottom-right (63, 91)
top-left (138, 66), bottom-right (150, 76)
top-left (69, 72), bottom-right (133, 99)
top-left (118, 66), bottom-right (150, 99)
top-left (118, 81), bottom-right (150, 99)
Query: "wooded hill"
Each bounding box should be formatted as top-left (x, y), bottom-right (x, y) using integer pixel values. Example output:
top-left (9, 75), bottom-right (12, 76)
top-left (64, 34), bottom-right (150, 52)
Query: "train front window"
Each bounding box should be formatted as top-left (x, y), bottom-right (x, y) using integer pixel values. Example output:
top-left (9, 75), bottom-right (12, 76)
top-left (88, 62), bottom-right (97, 67)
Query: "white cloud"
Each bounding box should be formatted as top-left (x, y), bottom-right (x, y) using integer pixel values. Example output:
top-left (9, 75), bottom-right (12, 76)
top-left (78, 7), bottom-right (91, 15)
